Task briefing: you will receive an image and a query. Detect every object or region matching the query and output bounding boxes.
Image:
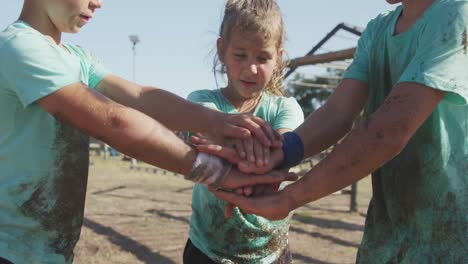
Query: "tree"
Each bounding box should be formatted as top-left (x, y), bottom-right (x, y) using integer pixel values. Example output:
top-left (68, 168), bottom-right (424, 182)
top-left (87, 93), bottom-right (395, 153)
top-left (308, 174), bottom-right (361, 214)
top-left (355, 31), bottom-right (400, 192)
top-left (286, 68), bottom-right (344, 117)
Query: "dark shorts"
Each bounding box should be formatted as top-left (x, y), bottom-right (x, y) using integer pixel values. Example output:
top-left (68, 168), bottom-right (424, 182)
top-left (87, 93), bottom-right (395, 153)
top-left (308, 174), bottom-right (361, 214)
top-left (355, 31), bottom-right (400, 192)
top-left (183, 238), bottom-right (292, 264)
top-left (0, 257), bottom-right (13, 264)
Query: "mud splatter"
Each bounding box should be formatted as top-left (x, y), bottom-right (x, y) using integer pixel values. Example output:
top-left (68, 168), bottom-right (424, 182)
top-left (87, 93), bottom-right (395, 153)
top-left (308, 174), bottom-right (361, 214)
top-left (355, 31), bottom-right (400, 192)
top-left (20, 121), bottom-right (89, 261)
top-left (275, 245), bottom-right (292, 264)
top-left (462, 28), bottom-right (468, 54)
top-left (15, 183), bottom-right (31, 194)
top-left (264, 232), bottom-right (287, 256)
top-left (376, 130), bottom-right (384, 139)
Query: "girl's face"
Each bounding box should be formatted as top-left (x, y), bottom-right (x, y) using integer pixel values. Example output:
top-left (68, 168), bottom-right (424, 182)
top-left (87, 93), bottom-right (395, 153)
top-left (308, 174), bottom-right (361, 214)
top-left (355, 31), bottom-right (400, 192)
top-left (45, 0), bottom-right (102, 33)
top-left (218, 30), bottom-right (283, 99)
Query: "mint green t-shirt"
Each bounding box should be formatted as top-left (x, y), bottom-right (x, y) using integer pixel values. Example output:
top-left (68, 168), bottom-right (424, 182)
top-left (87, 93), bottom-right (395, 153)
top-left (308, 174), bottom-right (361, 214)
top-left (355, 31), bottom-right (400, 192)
top-left (345, 1), bottom-right (468, 263)
top-left (0, 21), bottom-right (109, 263)
top-left (188, 89), bottom-right (304, 264)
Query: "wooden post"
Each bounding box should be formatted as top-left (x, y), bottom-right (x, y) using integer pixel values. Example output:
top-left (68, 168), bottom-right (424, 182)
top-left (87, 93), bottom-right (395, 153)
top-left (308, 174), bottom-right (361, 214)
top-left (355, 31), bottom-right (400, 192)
top-left (287, 47), bottom-right (356, 68)
top-left (350, 183), bottom-right (358, 212)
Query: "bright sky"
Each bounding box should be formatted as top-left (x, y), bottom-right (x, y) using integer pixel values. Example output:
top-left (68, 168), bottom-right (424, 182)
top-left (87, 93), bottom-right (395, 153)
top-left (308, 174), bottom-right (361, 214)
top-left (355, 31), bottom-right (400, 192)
top-left (1, 1), bottom-right (394, 97)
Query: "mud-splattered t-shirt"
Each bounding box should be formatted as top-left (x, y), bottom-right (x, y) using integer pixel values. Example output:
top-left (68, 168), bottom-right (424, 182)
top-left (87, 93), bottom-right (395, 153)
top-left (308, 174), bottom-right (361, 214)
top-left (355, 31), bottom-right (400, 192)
top-left (345, 1), bottom-right (468, 263)
top-left (187, 89), bottom-right (303, 264)
top-left (0, 21), bottom-right (108, 263)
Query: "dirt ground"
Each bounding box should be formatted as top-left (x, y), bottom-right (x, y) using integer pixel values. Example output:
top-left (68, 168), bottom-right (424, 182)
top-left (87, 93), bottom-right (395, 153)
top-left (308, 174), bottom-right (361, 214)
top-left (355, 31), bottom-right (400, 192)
top-left (74, 156), bottom-right (372, 264)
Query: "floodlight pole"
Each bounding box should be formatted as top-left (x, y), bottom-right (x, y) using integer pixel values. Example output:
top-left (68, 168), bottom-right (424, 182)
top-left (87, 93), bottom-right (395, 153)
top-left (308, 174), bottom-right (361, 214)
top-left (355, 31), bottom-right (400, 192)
top-left (129, 35), bottom-right (140, 82)
top-left (128, 35), bottom-right (140, 167)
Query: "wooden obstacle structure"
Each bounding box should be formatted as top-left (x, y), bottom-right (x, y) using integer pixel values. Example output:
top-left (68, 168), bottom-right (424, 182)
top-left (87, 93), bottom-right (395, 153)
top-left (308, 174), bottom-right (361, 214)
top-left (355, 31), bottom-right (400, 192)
top-left (288, 47), bottom-right (355, 69)
top-left (285, 23), bottom-right (363, 212)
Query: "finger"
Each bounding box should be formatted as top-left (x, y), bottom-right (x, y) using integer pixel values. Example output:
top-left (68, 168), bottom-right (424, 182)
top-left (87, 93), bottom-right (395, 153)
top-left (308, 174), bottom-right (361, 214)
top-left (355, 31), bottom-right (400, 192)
top-left (243, 186), bottom-right (254, 196)
top-left (263, 146), bottom-right (270, 166)
top-left (189, 135), bottom-right (201, 144)
top-left (224, 203), bottom-right (235, 218)
top-left (196, 144), bottom-right (242, 164)
top-left (227, 171), bottom-right (298, 189)
top-left (253, 184), bottom-right (268, 196)
top-left (271, 130), bottom-right (283, 148)
top-left (234, 115), bottom-right (272, 146)
top-left (190, 135), bottom-right (211, 145)
top-left (226, 139), bottom-right (244, 159)
top-left (210, 189), bottom-right (274, 218)
top-left (209, 188), bottom-right (254, 211)
top-left (251, 172), bottom-right (298, 186)
top-left (253, 139), bottom-right (264, 167)
top-left (235, 188), bottom-right (243, 195)
top-left (250, 116), bottom-right (279, 147)
top-left (243, 138), bottom-right (255, 163)
top-left (209, 187), bottom-right (289, 220)
top-left (284, 173), bottom-right (299, 182)
top-left (223, 122), bottom-right (252, 140)
top-left (235, 139), bottom-right (246, 159)
top-left (238, 160), bottom-right (269, 174)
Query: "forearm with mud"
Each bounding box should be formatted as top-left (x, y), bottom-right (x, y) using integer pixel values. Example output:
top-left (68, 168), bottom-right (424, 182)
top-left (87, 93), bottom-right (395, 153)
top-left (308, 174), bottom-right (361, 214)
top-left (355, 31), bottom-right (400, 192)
top-left (285, 117), bottom-right (405, 209)
top-left (285, 81), bottom-right (447, 209)
top-left (91, 104), bottom-right (197, 175)
top-left (284, 89), bottom-right (439, 208)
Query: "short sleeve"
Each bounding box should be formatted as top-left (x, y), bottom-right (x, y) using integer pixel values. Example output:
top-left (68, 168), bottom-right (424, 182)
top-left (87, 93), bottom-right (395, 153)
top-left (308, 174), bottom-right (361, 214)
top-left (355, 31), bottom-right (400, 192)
top-left (86, 51), bottom-right (109, 89)
top-left (398, 2), bottom-right (468, 104)
top-left (344, 20), bottom-right (374, 83)
top-left (272, 97), bottom-right (304, 131)
top-left (184, 90), bottom-right (221, 141)
top-left (187, 90), bottom-right (221, 111)
top-left (1, 34), bottom-right (82, 107)
top-left (71, 45), bottom-right (109, 89)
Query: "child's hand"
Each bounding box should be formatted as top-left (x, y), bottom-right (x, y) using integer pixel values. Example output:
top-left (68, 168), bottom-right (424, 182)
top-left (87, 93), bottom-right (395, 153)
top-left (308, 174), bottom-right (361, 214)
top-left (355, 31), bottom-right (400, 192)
top-left (224, 137), bottom-right (269, 166)
top-left (216, 113), bottom-right (283, 148)
top-left (244, 137), bottom-right (270, 167)
top-left (191, 134), bottom-right (285, 174)
top-left (191, 135), bottom-right (273, 171)
top-left (237, 145), bottom-right (285, 174)
top-left (190, 134), bottom-right (243, 164)
top-left (224, 184), bottom-right (281, 218)
top-left (225, 137), bottom-right (273, 171)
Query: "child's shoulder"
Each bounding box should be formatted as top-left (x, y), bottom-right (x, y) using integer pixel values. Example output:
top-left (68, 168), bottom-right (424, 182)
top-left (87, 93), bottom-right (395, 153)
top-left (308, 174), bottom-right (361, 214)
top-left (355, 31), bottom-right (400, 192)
top-left (1, 21), bottom-right (43, 50)
top-left (187, 89), bottom-right (221, 102)
top-left (0, 22), bottom-right (58, 67)
top-left (262, 92), bottom-right (298, 107)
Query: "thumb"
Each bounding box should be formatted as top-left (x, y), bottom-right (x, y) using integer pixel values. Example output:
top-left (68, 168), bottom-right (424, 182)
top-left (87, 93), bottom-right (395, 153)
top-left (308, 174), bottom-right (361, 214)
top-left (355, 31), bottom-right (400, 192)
top-left (242, 172), bottom-right (297, 187)
top-left (209, 187), bottom-right (251, 210)
top-left (223, 124), bottom-right (251, 140)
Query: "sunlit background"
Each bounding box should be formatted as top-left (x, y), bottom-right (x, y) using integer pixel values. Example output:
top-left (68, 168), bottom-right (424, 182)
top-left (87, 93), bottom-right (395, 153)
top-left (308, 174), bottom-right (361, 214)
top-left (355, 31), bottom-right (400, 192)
top-left (1, 1), bottom-right (393, 98)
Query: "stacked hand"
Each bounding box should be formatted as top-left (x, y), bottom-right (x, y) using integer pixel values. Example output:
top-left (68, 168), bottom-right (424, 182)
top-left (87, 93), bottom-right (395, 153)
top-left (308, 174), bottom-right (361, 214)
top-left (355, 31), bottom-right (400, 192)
top-left (213, 113), bottom-right (283, 150)
top-left (190, 134), bottom-right (284, 174)
top-left (190, 131), bottom-right (289, 218)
